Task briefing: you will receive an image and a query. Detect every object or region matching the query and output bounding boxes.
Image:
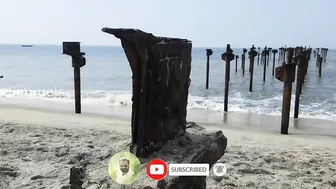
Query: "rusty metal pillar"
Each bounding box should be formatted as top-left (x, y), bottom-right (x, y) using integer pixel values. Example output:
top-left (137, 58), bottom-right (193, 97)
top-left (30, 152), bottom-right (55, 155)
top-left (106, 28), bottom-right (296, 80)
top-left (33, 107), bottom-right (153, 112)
top-left (241, 48), bottom-right (247, 76)
top-left (313, 49), bottom-right (316, 58)
top-left (283, 48), bottom-right (287, 63)
top-left (249, 45), bottom-right (257, 92)
top-left (300, 48), bottom-right (310, 96)
top-left (257, 47), bottom-right (260, 66)
top-left (320, 48), bottom-right (328, 63)
top-left (275, 47), bottom-right (295, 135)
top-left (304, 48), bottom-right (311, 75)
top-left (317, 54), bottom-right (323, 78)
top-left (235, 55), bottom-right (239, 73)
top-left (324, 48), bottom-right (328, 63)
top-left (262, 46), bottom-right (268, 82)
top-left (294, 49), bottom-right (306, 118)
top-left (222, 44), bottom-right (234, 112)
top-left (267, 47), bottom-right (272, 66)
top-left (322, 48), bottom-right (326, 62)
top-left (62, 42), bottom-right (86, 114)
top-left (278, 47), bottom-right (284, 63)
top-left (320, 48), bottom-right (324, 63)
top-left (271, 49), bottom-right (278, 76)
top-left (205, 49), bottom-right (213, 89)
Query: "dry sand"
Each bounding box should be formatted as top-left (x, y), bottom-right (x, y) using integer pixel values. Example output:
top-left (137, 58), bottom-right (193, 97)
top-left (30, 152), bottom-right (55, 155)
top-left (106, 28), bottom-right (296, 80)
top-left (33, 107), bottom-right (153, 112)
top-left (0, 107), bottom-right (336, 189)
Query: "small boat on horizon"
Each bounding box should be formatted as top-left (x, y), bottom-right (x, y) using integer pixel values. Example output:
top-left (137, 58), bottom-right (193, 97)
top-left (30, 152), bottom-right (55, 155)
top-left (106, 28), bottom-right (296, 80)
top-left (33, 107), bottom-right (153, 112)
top-left (22, 45), bottom-right (33, 47)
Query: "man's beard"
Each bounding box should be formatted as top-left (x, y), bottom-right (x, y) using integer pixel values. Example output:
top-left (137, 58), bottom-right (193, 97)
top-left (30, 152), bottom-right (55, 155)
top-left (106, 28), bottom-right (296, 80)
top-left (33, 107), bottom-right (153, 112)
top-left (121, 168), bottom-right (129, 173)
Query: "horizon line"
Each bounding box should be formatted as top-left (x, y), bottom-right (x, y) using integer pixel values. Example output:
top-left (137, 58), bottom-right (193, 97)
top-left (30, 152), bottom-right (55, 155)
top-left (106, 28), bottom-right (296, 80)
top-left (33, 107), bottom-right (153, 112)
top-left (0, 43), bottom-right (332, 49)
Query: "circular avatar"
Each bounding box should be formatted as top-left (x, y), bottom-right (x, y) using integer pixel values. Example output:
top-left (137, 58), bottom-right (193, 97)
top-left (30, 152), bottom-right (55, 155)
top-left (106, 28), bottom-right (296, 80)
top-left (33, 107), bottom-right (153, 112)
top-left (108, 152), bottom-right (141, 185)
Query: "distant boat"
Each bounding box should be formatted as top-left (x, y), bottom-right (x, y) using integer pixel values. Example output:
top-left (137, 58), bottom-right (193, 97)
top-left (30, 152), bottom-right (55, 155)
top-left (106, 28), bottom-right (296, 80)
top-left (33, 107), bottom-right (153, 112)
top-left (22, 45), bottom-right (33, 47)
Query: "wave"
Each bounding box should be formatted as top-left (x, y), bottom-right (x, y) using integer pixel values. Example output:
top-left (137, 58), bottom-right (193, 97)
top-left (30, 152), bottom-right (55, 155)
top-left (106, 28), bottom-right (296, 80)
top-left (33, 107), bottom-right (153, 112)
top-left (0, 88), bottom-right (335, 121)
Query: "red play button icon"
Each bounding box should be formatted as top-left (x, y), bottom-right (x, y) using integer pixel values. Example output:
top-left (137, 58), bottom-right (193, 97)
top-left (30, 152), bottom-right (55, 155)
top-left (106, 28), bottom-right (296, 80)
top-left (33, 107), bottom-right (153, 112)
top-left (147, 159), bottom-right (168, 180)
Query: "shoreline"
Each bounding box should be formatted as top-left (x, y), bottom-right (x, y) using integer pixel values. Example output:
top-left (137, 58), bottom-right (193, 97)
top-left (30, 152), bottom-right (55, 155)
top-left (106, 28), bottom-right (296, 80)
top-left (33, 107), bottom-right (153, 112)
top-left (1, 92), bottom-right (336, 122)
top-left (1, 97), bottom-right (336, 138)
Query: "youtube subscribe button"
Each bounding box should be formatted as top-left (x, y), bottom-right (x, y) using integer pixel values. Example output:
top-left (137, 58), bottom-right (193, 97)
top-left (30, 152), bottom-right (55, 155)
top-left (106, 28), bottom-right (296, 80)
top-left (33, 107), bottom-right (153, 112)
top-left (169, 163), bottom-right (209, 176)
top-left (147, 159), bottom-right (168, 180)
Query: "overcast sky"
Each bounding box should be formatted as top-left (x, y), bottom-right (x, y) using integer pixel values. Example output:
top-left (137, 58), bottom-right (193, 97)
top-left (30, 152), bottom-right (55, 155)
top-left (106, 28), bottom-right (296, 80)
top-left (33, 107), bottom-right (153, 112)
top-left (0, 0), bottom-right (334, 48)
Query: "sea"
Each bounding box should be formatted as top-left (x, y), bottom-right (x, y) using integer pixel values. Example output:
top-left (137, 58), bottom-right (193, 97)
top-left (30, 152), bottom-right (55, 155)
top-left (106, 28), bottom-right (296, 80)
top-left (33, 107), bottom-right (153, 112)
top-left (0, 44), bottom-right (335, 133)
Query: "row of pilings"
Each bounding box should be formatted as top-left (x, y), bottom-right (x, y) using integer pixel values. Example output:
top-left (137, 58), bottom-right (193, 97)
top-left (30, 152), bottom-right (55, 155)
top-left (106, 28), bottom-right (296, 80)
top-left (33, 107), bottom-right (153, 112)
top-left (205, 45), bottom-right (328, 134)
top-left (61, 41), bottom-right (329, 136)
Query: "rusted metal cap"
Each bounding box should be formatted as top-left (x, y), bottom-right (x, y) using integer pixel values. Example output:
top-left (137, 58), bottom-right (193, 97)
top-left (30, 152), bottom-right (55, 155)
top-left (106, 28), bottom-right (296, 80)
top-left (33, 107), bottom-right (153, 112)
top-left (222, 45), bottom-right (234, 62)
top-left (206, 49), bottom-right (213, 56)
top-left (249, 46), bottom-right (258, 58)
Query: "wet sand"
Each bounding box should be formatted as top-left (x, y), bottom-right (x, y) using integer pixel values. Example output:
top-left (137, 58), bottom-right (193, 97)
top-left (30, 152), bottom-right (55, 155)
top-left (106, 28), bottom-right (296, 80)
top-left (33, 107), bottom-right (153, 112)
top-left (0, 107), bottom-right (336, 189)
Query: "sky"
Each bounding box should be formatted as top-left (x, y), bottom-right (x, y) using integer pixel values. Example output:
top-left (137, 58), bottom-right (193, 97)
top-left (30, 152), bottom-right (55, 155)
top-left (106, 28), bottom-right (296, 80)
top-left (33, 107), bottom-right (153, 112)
top-left (0, 0), bottom-right (335, 48)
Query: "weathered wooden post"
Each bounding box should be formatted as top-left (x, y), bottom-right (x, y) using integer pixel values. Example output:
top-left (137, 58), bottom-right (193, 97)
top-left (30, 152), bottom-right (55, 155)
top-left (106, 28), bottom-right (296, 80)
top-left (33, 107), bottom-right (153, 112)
top-left (241, 48), bottom-right (247, 76)
top-left (275, 47), bottom-right (296, 134)
top-left (267, 47), bottom-right (272, 66)
top-left (257, 47), bottom-right (260, 66)
top-left (62, 42), bottom-right (86, 114)
top-left (271, 49), bottom-right (278, 76)
top-left (235, 55), bottom-right (239, 73)
top-left (294, 49), bottom-right (306, 118)
top-left (262, 46), bottom-right (268, 82)
top-left (249, 45), bottom-right (257, 92)
top-left (317, 48), bottom-right (320, 55)
top-left (205, 49), bottom-right (213, 89)
top-left (102, 28), bottom-right (192, 157)
top-left (222, 44), bottom-right (234, 112)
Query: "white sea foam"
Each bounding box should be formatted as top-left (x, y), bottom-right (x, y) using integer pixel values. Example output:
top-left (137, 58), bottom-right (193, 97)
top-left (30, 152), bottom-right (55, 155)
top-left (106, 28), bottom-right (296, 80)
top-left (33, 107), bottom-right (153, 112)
top-left (0, 88), bottom-right (335, 121)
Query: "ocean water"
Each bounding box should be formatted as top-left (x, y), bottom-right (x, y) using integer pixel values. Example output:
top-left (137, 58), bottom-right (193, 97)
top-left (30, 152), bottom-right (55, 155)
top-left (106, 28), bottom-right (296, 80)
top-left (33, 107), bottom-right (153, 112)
top-left (0, 44), bottom-right (335, 122)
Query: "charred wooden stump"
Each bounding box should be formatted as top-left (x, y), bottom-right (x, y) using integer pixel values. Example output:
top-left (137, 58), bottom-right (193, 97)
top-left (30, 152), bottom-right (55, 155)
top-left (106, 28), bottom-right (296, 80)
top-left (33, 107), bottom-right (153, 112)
top-left (102, 28), bottom-right (192, 157)
top-left (69, 165), bottom-right (86, 189)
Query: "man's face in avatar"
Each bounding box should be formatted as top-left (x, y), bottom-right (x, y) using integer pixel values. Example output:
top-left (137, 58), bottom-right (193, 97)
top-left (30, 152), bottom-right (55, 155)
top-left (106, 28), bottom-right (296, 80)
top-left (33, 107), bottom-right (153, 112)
top-left (119, 160), bottom-right (130, 173)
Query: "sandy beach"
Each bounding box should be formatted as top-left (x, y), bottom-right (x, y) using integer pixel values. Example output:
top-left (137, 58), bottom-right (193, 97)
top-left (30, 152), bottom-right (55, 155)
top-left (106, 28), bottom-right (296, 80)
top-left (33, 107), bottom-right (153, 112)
top-left (0, 107), bottom-right (336, 189)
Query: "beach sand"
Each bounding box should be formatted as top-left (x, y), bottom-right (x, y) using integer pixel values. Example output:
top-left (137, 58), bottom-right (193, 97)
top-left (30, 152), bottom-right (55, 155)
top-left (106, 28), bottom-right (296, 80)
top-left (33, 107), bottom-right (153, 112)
top-left (0, 107), bottom-right (336, 189)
